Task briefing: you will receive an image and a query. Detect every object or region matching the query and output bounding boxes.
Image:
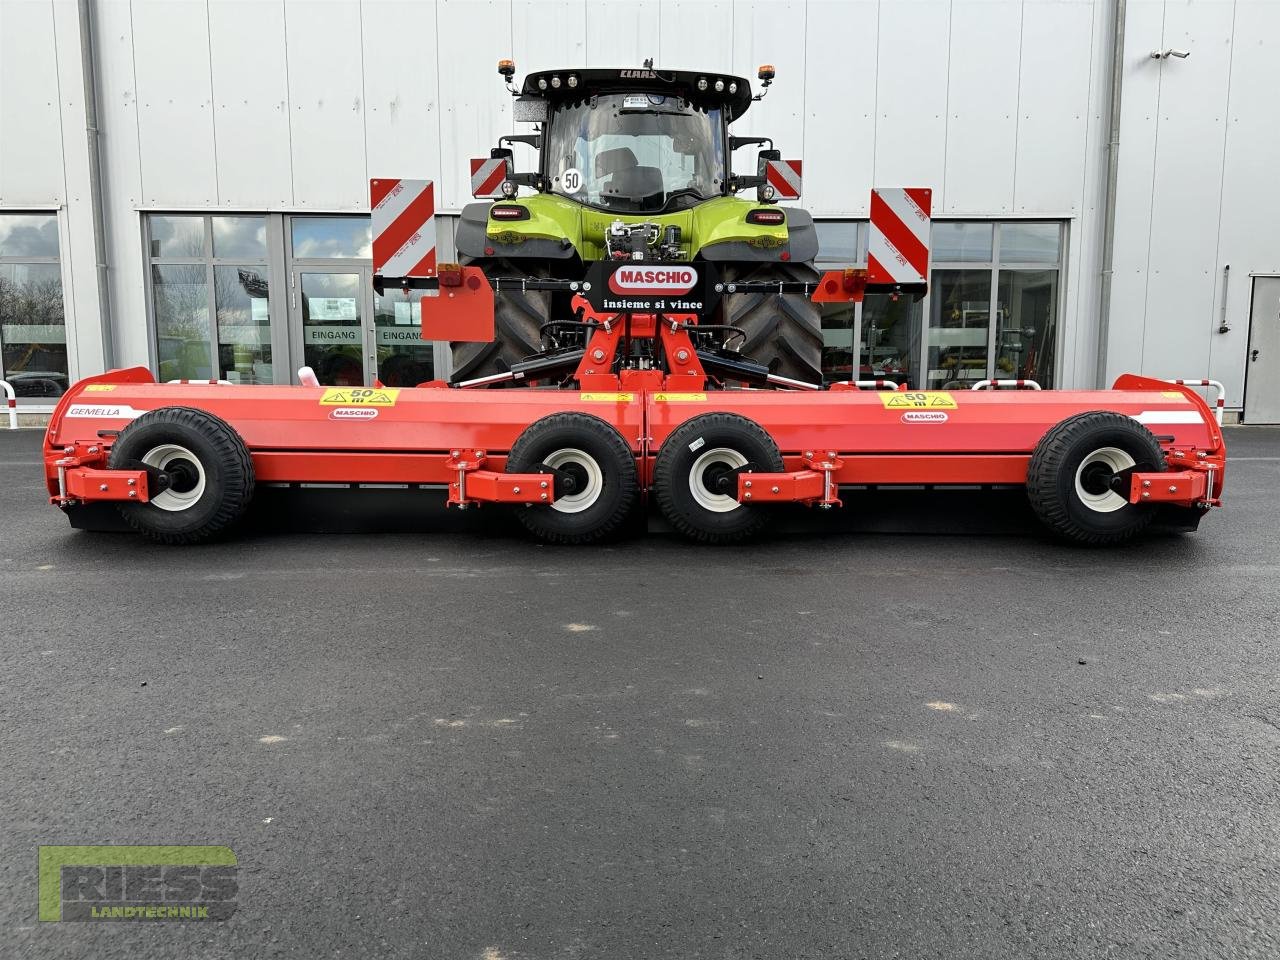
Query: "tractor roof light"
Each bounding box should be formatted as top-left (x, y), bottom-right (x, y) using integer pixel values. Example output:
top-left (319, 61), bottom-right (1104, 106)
top-left (714, 78), bottom-right (725, 92)
top-left (538, 78), bottom-right (548, 90)
top-left (729, 82), bottom-right (737, 94)
top-left (567, 74), bottom-right (578, 88)
top-left (753, 65), bottom-right (775, 101)
top-left (697, 77), bottom-right (708, 91)
top-left (497, 59), bottom-right (515, 77)
top-left (551, 75), bottom-right (561, 89)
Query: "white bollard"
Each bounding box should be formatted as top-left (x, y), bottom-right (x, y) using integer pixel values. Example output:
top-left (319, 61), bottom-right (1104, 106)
top-left (1, 380), bottom-right (16, 430)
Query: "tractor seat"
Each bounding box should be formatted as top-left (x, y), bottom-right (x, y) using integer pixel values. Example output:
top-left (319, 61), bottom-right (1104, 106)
top-left (606, 165), bottom-right (663, 201)
top-left (595, 147), bottom-right (639, 177)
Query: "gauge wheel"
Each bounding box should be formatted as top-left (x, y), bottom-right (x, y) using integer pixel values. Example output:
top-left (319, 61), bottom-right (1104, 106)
top-left (107, 406), bottom-right (255, 544)
top-left (505, 412), bottom-right (638, 544)
top-left (1026, 411), bottom-right (1165, 544)
top-left (653, 413), bottom-right (784, 544)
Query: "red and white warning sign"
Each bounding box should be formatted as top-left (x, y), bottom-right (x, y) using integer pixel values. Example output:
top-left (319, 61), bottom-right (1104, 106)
top-left (370, 178), bottom-right (437, 278)
top-left (764, 159), bottom-right (803, 200)
top-left (867, 187), bottom-right (931, 286)
top-left (469, 157), bottom-right (509, 199)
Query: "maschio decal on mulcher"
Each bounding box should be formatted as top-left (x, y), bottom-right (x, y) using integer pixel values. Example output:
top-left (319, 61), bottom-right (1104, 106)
top-left (319, 388), bottom-right (400, 406)
top-left (880, 391), bottom-right (957, 410)
top-left (39, 845), bottom-right (238, 921)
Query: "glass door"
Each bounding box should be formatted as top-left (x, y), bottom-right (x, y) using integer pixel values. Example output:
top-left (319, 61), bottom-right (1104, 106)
top-left (373, 286), bottom-right (435, 386)
top-left (294, 270), bottom-right (369, 386)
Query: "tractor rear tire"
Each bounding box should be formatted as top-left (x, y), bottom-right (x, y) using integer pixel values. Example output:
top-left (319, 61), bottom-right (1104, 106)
top-left (1026, 411), bottom-right (1165, 545)
top-left (449, 258), bottom-right (552, 382)
top-left (654, 413), bottom-right (784, 544)
top-left (108, 406), bottom-right (255, 544)
top-left (505, 413), bottom-right (638, 544)
top-left (720, 262), bottom-right (824, 385)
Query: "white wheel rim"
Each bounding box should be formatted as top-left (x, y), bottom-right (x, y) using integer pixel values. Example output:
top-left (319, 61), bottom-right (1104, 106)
top-left (141, 443), bottom-right (207, 512)
top-left (688, 447), bottom-right (749, 513)
top-left (544, 448), bottom-right (603, 514)
top-left (1073, 446), bottom-right (1136, 514)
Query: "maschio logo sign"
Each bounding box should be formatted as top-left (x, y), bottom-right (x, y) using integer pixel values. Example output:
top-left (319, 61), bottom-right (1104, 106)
top-left (607, 267), bottom-right (698, 297)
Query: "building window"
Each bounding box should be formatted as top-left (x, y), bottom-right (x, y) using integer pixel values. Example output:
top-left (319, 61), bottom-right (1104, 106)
top-left (146, 215), bottom-right (273, 383)
top-left (286, 214), bottom-right (434, 387)
top-left (927, 221), bottom-right (1063, 389)
top-left (0, 213), bottom-right (67, 397)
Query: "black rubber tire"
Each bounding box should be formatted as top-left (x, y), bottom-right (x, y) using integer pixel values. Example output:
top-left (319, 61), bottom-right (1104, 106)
top-left (653, 413), bottom-right (784, 544)
top-left (720, 262), bottom-right (824, 385)
top-left (449, 258), bottom-right (552, 381)
top-left (107, 406), bottom-right (255, 544)
top-left (1026, 411), bottom-right (1165, 545)
top-left (505, 413), bottom-right (638, 544)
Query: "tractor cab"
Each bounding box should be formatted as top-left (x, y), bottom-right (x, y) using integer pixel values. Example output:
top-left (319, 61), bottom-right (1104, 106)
top-left (542, 92), bottom-right (726, 214)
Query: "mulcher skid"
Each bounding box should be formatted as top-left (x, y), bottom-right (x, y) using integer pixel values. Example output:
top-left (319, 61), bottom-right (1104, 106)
top-left (42, 253), bottom-right (1226, 546)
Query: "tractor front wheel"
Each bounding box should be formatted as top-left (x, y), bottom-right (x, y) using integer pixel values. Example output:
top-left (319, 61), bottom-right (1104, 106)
top-left (449, 258), bottom-right (552, 382)
top-left (720, 262), bottom-right (824, 385)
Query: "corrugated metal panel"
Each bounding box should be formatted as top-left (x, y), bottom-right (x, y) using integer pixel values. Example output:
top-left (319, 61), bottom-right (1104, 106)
top-left (93, 0), bottom-right (149, 367)
top-left (0, 0), bottom-right (65, 204)
top-left (434, 0), bottom-right (511, 211)
top-left (510, 1), bottom-right (587, 175)
top-left (1014, 0), bottom-right (1096, 214)
top-left (1212, 0), bottom-right (1280, 407)
top-left (802, 0), bottom-right (877, 216)
top-left (1105, 0), bottom-right (1165, 380)
top-left (513, 1), bottom-right (587, 68)
top-left (658, 0), bottom-right (733, 70)
top-left (943, 0), bottom-right (1022, 214)
top-left (873, 0), bottom-right (951, 199)
top-left (730, 1), bottom-right (806, 198)
top-left (362, 0), bottom-right (443, 196)
top-left (209, 0), bottom-right (293, 208)
top-left (285, 0), bottom-right (367, 210)
top-left (132, 0), bottom-right (218, 206)
top-left (585, 0), bottom-right (659, 66)
top-left (1140, 0), bottom-right (1235, 380)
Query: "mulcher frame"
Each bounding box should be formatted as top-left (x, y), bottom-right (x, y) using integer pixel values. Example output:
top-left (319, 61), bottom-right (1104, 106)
top-left (43, 262), bottom-right (1226, 537)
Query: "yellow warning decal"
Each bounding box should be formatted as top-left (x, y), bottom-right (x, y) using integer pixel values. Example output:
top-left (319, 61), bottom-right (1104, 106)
top-left (654, 393), bottom-right (707, 402)
top-left (84, 384), bottom-right (116, 392)
top-left (319, 387), bottom-right (400, 406)
top-left (880, 391), bottom-right (957, 410)
top-left (1161, 391), bottom-right (1190, 401)
top-left (580, 392), bottom-right (635, 402)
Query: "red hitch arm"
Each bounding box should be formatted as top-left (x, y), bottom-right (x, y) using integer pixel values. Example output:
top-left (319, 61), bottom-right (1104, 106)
top-left (737, 452), bottom-right (844, 508)
top-left (50, 441), bottom-right (149, 506)
top-left (445, 449), bottom-right (556, 509)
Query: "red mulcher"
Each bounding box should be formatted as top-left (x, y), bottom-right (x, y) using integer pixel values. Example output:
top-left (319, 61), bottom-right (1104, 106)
top-left (41, 205), bottom-right (1225, 547)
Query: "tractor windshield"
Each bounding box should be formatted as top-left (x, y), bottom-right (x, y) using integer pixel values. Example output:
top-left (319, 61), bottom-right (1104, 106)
top-left (544, 93), bottom-right (725, 213)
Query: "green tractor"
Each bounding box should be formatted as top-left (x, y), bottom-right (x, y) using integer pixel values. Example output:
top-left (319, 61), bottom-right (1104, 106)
top-left (451, 60), bottom-right (822, 384)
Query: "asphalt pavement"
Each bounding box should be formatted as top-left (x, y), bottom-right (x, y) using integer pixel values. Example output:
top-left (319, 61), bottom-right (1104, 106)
top-left (2, 425), bottom-right (1279, 959)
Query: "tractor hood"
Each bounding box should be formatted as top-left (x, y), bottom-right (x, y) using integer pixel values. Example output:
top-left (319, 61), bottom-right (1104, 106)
top-left (520, 68), bottom-right (754, 122)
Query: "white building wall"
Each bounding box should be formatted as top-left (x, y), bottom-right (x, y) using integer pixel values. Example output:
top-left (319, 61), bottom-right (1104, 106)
top-left (1104, 0), bottom-right (1280, 411)
top-left (0, 0), bottom-right (1276, 407)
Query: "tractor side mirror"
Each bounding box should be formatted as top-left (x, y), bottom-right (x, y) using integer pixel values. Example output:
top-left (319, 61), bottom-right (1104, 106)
top-left (513, 97), bottom-right (548, 123)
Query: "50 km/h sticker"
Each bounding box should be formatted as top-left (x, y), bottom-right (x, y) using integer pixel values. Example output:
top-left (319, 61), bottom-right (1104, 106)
top-left (879, 391), bottom-right (957, 410)
top-left (319, 388), bottom-right (400, 406)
